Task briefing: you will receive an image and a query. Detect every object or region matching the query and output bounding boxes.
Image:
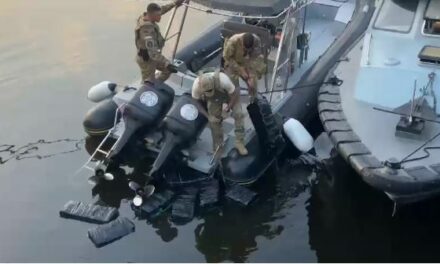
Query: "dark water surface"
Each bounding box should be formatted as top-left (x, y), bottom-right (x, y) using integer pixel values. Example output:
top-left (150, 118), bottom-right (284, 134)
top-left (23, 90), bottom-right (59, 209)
top-left (2, 1), bottom-right (440, 262)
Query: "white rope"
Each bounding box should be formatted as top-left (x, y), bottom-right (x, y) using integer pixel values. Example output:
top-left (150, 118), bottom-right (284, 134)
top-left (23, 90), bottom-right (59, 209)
top-left (181, 0), bottom-right (315, 20)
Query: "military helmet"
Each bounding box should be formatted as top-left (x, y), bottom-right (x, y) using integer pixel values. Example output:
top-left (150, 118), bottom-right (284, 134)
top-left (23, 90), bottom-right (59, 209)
top-left (199, 73), bottom-right (215, 98)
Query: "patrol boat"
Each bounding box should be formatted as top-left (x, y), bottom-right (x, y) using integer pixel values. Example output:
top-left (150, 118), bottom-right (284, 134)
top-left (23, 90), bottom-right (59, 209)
top-left (79, 0), bottom-right (370, 197)
top-left (318, 0), bottom-right (440, 204)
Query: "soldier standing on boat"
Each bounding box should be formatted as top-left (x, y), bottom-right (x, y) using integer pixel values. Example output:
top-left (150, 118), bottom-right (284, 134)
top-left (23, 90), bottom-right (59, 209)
top-left (223, 32), bottom-right (267, 102)
top-left (192, 70), bottom-right (248, 156)
top-left (135, 0), bottom-right (184, 83)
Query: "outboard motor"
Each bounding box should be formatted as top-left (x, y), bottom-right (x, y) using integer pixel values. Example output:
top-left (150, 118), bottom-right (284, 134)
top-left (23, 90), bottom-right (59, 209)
top-left (148, 93), bottom-right (208, 176)
top-left (109, 82), bottom-right (175, 156)
top-left (81, 82), bottom-right (175, 179)
top-left (125, 82), bottom-right (174, 128)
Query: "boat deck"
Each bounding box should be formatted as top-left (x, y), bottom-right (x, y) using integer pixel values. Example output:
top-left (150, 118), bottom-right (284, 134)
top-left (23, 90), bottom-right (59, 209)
top-left (335, 39), bottom-right (440, 168)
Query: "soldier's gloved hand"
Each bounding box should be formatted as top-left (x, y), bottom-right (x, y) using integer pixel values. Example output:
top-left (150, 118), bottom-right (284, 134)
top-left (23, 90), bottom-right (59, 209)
top-left (166, 63), bottom-right (178, 73)
top-left (174, 0), bottom-right (186, 7)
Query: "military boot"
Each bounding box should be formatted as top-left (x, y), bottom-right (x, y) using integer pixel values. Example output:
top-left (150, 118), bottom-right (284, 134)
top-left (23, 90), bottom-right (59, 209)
top-left (235, 140), bottom-right (248, 156)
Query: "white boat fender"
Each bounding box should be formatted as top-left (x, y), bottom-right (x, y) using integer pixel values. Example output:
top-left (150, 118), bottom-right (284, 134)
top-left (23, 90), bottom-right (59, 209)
top-left (283, 118), bottom-right (314, 153)
top-left (88, 81), bottom-right (117, 102)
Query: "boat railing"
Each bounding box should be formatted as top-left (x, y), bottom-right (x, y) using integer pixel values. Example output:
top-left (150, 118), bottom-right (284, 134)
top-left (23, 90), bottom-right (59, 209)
top-left (361, 32), bottom-right (372, 66)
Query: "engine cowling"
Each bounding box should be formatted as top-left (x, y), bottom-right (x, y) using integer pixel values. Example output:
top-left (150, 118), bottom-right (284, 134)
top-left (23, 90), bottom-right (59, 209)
top-left (163, 93), bottom-right (208, 146)
top-left (124, 82), bottom-right (175, 129)
top-left (148, 93), bottom-right (208, 176)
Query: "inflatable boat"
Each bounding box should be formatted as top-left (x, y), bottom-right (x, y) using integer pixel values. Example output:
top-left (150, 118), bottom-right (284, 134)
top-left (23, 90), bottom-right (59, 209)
top-left (79, 0), bottom-right (363, 199)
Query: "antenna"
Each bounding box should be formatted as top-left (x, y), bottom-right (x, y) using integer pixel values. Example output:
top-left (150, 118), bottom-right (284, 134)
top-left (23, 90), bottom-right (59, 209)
top-left (409, 79), bottom-right (417, 124)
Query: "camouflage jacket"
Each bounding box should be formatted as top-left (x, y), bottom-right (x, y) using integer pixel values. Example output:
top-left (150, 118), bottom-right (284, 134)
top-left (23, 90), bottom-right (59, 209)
top-left (134, 2), bottom-right (175, 62)
top-left (223, 33), bottom-right (266, 78)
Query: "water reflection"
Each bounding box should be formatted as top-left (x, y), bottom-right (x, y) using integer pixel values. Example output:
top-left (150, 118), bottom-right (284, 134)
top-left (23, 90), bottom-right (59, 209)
top-left (194, 176), bottom-right (285, 262)
top-left (87, 145), bottom-right (312, 262)
top-left (82, 131), bottom-right (440, 262)
top-left (308, 151), bottom-right (440, 262)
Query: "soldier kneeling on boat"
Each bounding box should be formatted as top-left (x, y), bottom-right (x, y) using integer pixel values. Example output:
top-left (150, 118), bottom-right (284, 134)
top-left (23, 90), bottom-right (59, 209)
top-left (192, 69), bottom-right (248, 156)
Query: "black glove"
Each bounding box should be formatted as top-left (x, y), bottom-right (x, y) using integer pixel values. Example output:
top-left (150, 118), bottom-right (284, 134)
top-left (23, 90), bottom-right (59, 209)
top-left (166, 63), bottom-right (178, 73)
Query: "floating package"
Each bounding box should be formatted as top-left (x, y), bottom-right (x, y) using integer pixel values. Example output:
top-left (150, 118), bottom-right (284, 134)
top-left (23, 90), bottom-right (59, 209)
top-left (171, 187), bottom-right (198, 223)
top-left (88, 217), bottom-right (135, 248)
top-left (225, 185), bottom-right (257, 206)
top-left (199, 179), bottom-right (220, 208)
top-left (132, 190), bottom-right (174, 219)
top-left (59, 200), bottom-right (118, 224)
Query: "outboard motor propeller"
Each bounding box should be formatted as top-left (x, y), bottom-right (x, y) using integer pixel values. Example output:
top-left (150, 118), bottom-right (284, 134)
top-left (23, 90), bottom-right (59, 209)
top-left (148, 93), bottom-right (208, 177)
top-left (128, 181), bottom-right (155, 206)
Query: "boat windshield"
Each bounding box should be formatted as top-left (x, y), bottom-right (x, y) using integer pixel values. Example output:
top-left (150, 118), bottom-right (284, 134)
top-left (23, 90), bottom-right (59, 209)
top-left (374, 0), bottom-right (419, 33)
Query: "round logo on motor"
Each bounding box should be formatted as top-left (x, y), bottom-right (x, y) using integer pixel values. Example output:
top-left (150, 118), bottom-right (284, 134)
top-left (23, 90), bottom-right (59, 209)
top-left (180, 104), bottom-right (199, 121)
top-left (140, 91), bottom-right (158, 107)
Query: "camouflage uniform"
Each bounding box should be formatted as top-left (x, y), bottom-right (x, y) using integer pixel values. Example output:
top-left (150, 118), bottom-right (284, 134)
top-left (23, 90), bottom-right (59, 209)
top-left (223, 33), bottom-right (267, 101)
top-left (192, 71), bottom-right (246, 155)
top-left (135, 3), bottom-right (176, 83)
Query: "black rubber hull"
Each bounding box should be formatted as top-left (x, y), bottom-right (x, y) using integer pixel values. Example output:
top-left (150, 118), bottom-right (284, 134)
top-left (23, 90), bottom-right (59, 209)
top-left (175, 18), bottom-right (237, 73)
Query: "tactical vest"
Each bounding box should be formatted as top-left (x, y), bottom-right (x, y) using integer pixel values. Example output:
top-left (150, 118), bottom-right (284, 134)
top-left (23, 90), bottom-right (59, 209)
top-left (135, 16), bottom-right (165, 59)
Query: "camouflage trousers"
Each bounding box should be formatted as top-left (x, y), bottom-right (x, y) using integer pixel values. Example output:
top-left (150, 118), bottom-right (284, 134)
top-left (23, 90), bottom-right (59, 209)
top-left (225, 68), bottom-right (258, 102)
top-left (207, 98), bottom-right (245, 151)
top-left (136, 55), bottom-right (171, 83)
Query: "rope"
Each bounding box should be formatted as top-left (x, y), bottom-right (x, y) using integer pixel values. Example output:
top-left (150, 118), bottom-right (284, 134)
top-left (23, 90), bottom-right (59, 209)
top-left (256, 76), bottom-right (343, 95)
top-left (372, 107), bottom-right (440, 165)
top-left (0, 138), bottom-right (84, 165)
top-left (181, 0), bottom-right (315, 20)
top-left (400, 145), bottom-right (440, 165)
top-left (400, 131), bottom-right (440, 165)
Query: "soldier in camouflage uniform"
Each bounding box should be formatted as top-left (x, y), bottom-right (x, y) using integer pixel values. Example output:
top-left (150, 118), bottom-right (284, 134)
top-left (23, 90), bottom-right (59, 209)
top-left (192, 70), bottom-right (248, 156)
top-left (223, 32), bottom-right (267, 102)
top-left (135, 1), bottom-right (184, 83)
